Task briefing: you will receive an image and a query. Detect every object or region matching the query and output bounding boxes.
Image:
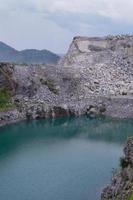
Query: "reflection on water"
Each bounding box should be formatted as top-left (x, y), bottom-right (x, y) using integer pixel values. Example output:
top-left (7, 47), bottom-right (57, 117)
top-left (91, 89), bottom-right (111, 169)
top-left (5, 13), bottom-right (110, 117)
top-left (0, 116), bottom-right (133, 158)
top-left (0, 116), bottom-right (133, 200)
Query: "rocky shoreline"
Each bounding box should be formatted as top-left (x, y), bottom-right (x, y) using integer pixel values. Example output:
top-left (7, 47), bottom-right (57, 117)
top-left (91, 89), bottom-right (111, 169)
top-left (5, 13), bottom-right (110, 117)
top-left (1, 35), bottom-right (133, 126)
top-left (101, 137), bottom-right (133, 200)
top-left (1, 95), bottom-right (133, 127)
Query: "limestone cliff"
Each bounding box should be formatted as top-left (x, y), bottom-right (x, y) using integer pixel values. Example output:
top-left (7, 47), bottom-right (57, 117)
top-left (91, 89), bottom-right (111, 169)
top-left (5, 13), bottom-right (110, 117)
top-left (60, 35), bottom-right (133, 96)
top-left (1, 35), bottom-right (133, 125)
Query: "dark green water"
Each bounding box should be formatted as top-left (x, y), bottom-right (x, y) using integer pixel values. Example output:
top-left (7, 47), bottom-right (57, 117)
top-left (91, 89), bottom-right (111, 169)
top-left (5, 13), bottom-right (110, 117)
top-left (0, 117), bottom-right (133, 200)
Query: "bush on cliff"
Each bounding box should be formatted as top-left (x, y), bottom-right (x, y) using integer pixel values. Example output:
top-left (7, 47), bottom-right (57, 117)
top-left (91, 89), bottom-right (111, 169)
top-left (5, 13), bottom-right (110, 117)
top-left (129, 195), bottom-right (133, 200)
top-left (0, 88), bottom-right (11, 111)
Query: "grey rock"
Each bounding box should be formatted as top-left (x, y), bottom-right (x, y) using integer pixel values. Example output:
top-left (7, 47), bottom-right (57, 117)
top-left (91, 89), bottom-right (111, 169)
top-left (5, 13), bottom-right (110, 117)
top-left (1, 35), bottom-right (133, 125)
top-left (101, 137), bottom-right (133, 200)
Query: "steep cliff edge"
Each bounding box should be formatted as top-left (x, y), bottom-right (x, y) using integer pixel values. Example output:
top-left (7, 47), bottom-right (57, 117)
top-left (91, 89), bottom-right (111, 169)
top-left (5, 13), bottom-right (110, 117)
top-left (60, 35), bottom-right (133, 96)
top-left (1, 35), bottom-right (133, 126)
top-left (101, 137), bottom-right (133, 200)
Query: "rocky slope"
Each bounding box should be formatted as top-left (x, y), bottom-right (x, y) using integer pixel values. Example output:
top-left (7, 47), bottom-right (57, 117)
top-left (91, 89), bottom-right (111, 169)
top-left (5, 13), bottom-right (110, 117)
top-left (1, 35), bottom-right (133, 126)
top-left (0, 41), bottom-right (60, 65)
top-left (60, 35), bottom-right (133, 96)
top-left (101, 137), bottom-right (133, 200)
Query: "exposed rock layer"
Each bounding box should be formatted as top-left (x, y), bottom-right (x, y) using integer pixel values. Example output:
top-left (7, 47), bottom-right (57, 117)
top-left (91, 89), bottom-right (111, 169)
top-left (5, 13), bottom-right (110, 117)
top-left (60, 35), bottom-right (133, 96)
top-left (1, 35), bottom-right (133, 125)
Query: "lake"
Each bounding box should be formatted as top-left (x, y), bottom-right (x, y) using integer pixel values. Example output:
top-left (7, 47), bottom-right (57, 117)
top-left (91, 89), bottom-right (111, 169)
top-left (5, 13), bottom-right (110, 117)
top-left (0, 116), bottom-right (133, 200)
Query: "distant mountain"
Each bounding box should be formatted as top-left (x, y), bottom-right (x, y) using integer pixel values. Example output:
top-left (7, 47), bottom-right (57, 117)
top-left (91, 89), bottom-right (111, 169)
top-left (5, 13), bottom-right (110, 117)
top-left (0, 42), bottom-right (60, 65)
top-left (58, 53), bottom-right (64, 58)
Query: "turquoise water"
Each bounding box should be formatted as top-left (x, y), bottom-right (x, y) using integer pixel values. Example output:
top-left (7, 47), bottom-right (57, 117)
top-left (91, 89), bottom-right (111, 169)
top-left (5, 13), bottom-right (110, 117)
top-left (0, 116), bottom-right (133, 200)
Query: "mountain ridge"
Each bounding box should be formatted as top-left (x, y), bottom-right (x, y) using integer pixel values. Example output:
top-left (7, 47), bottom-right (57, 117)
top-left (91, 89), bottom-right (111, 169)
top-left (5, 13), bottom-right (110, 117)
top-left (0, 41), bottom-right (60, 65)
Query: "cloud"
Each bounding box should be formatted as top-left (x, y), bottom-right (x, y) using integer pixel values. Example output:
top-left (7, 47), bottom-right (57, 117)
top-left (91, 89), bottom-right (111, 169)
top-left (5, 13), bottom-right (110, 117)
top-left (26, 0), bottom-right (133, 24)
top-left (0, 0), bottom-right (133, 53)
top-left (0, 9), bottom-right (74, 53)
top-left (1, 0), bottom-right (133, 23)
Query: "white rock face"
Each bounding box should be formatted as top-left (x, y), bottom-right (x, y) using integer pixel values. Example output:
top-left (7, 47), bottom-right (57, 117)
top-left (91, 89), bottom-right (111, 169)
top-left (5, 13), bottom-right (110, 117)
top-left (60, 35), bottom-right (133, 97)
top-left (77, 40), bottom-right (108, 53)
top-left (1, 35), bottom-right (133, 124)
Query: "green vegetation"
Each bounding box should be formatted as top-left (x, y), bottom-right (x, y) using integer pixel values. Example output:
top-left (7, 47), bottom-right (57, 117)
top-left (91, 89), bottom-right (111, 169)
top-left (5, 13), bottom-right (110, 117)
top-left (128, 184), bottom-right (133, 200)
top-left (129, 195), bottom-right (133, 200)
top-left (0, 88), bottom-right (14, 111)
top-left (120, 156), bottom-right (129, 169)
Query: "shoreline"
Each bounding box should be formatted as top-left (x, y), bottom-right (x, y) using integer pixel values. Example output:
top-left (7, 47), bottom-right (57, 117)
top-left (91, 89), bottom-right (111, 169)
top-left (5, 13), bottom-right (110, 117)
top-left (1, 95), bottom-right (133, 127)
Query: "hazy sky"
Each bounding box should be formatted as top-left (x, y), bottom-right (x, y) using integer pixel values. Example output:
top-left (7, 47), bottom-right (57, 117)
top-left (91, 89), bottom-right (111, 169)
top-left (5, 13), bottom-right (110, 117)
top-left (0, 0), bottom-right (133, 53)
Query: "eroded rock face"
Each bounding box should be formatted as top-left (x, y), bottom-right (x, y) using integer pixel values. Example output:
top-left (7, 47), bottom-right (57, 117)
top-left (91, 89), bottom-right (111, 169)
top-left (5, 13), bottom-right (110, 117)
top-left (0, 62), bottom-right (16, 93)
top-left (101, 138), bottom-right (133, 200)
top-left (1, 35), bottom-right (133, 125)
top-left (60, 35), bottom-right (133, 97)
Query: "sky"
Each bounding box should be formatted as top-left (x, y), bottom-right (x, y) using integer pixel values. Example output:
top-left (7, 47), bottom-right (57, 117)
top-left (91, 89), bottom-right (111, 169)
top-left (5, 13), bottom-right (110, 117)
top-left (0, 0), bottom-right (133, 54)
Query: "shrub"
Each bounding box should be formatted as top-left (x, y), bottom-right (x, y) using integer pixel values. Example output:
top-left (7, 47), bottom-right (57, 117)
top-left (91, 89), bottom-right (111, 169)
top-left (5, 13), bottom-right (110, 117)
top-left (0, 88), bottom-right (11, 111)
top-left (99, 105), bottom-right (106, 113)
top-left (120, 157), bottom-right (129, 169)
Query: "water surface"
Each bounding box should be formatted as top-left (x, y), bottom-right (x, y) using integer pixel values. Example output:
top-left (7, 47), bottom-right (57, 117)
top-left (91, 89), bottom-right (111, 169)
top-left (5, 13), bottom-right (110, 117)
top-left (0, 116), bottom-right (133, 200)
